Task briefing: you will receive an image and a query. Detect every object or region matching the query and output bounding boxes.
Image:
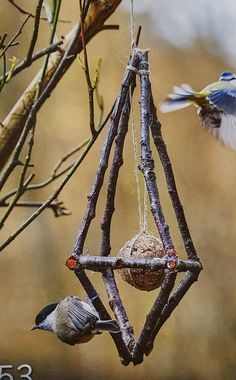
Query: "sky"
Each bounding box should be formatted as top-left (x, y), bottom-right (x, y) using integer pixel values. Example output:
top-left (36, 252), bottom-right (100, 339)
top-left (121, 0), bottom-right (236, 65)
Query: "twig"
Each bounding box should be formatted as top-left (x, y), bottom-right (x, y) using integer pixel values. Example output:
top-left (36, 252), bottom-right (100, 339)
top-left (25, 0), bottom-right (43, 64)
top-left (101, 24), bottom-right (119, 31)
top-left (7, 0), bottom-right (70, 23)
top-left (0, 138), bottom-right (89, 204)
top-left (100, 92), bottom-right (133, 256)
top-left (94, 59), bottom-right (104, 127)
top-left (74, 268), bottom-right (132, 366)
top-left (132, 272), bottom-right (177, 364)
top-left (149, 97), bottom-right (199, 261)
top-left (79, 0), bottom-right (96, 136)
top-left (71, 50), bottom-right (142, 258)
top-left (139, 51), bottom-right (174, 252)
top-left (38, 0), bottom-right (62, 94)
top-left (0, 15), bottom-right (30, 60)
top-left (0, 33), bottom-right (8, 50)
top-left (0, 41), bottom-right (63, 84)
top-left (135, 26), bottom-right (142, 46)
top-left (99, 77), bottom-right (136, 351)
top-left (103, 269), bottom-right (135, 350)
top-left (0, 199), bottom-right (70, 217)
top-left (71, 255), bottom-right (202, 272)
top-left (0, 103), bottom-right (113, 252)
top-left (0, 113), bottom-right (36, 229)
top-left (0, 23), bottom-right (81, 191)
top-left (144, 270), bottom-right (201, 356)
top-left (0, 53), bottom-right (7, 92)
top-left (0, 0), bottom-right (122, 172)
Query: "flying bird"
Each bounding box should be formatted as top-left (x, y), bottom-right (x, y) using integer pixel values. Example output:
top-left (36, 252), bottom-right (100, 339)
top-left (31, 296), bottom-right (119, 345)
top-left (160, 71), bottom-right (236, 150)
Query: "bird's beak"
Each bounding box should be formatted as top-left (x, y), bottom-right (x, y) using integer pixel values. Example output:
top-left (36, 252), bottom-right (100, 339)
top-left (31, 324), bottom-right (38, 331)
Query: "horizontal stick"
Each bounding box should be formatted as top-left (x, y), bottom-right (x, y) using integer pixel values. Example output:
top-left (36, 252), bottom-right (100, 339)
top-left (74, 255), bottom-right (202, 273)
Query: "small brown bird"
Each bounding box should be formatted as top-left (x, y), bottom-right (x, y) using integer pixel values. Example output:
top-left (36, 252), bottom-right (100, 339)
top-left (31, 296), bottom-right (119, 345)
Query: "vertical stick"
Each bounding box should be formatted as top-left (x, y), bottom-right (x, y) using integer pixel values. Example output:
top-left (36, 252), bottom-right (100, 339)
top-left (139, 51), bottom-right (174, 252)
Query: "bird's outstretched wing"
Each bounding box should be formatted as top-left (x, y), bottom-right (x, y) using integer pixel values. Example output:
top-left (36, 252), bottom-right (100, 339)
top-left (208, 88), bottom-right (236, 116)
top-left (199, 108), bottom-right (236, 150)
top-left (67, 296), bottom-right (98, 331)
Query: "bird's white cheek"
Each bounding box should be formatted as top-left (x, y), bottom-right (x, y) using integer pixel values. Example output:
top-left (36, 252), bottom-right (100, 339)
top-left (41, 310), bottom-right (57, 332)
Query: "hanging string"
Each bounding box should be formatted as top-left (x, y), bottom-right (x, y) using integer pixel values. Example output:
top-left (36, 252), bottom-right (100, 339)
top-left (129, 1), bottom-right (148, 232)
top-left (143, 182), bottom-right (148, 232)
top-left (130, 0), bottom-right (136, 50)
top-left (129, 88), bottom-right (143, 231)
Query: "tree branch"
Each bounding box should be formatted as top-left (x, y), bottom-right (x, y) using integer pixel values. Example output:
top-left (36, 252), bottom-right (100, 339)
top-left (0, 0), bottom-right (122, 172)
top-left (68, 255), bottom-right (202, 273)
top-left (150, 97), bottom-right (199, 261)
top-left (74, 268), bottom-right (132, 366)
top-left (139, 51), bottom-right (174, 252)
top-left (71, 49), bottom-right (142, 257)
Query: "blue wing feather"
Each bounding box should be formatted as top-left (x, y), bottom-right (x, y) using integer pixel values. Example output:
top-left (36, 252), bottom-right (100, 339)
top-left (208, 88), bottom-right (236, 115)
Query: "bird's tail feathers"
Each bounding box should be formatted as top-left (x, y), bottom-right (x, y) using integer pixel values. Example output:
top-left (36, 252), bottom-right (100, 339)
top-left (160, 84), bottom-right (196, 113)
top-left (94, 320), bottom-right (120, 333)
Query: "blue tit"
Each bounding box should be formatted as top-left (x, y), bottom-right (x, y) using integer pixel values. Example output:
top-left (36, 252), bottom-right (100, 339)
top-left (160, 71), bottom-right (236, 150)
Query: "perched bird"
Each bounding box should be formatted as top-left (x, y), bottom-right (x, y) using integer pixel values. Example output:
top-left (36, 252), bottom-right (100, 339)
top-left (160, 71), bottom-right (236, 150)
top-left (31, 296), bottom-right (119, 345)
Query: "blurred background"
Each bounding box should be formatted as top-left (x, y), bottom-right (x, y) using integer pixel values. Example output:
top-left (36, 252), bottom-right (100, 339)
top-left (1, 1), bottom-right (236, 379)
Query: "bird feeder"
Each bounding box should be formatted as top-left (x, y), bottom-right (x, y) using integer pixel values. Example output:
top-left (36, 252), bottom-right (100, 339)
top-left (66, 48), bottom-right (202, 366)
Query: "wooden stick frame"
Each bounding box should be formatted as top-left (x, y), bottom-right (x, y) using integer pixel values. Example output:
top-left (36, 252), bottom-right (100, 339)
top-left (66, 49), bottom-right (202, 366)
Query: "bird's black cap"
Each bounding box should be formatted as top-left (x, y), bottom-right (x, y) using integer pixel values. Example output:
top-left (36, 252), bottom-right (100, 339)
top-left (35, 302), bottom-right (58, 325)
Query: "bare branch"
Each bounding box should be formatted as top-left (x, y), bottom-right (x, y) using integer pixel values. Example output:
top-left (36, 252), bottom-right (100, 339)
top-left (0, 33), bottom-right (8, 50)
top-left (0, 138), bottom-right (90, 204)
top-left (150, 98), bottom-right (199, 260)
top-left (0, 0), bottom-right (122, 173)
top-left (71, 50), bottom-right (142, 258)
top-left (74, 268), bottom-right (132, 366)
top-left (0, 101), bottom-right (114, 252)
top-left (0, 41), bottom-right (63, 84)
top-left (67, 255), bottom-right (201, 273)
top-left (25, 0), bottom-right (44, 64)
top-left (0, 199), bottom-right (71, 217)
top-left (132, 272), bottom-right (177, 364)
top-left (139, 51), bottom-right (174, 252)
top-left (0, 14), bottom-right (31, 60)
top-left (7, 0), bottom-right (70, 23)
top-left (145, 271), bottom-right (201, 356)
top-left (79, 0), bottom-right (96, 136)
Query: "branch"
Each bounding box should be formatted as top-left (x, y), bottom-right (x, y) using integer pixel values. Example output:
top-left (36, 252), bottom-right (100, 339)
top-left (132, 272), bottom-right (177, 364)
top-left (144, 270), bottom-right (201, 356)
top-left (0, 33), bottom-right (8, 50)
top-left (149, 97), bottom-right (200, 261)
top-left (138, 51), bottom-right (174, 252)
top-left (67, 255), bottom-right (202, 273)
top-left (74, 268), bottom-right (132, 366)
top-left (0, 138), bottom-right (89, 204)
top-left (25, 0), bottom-right (44, 64)
top-left (102, 269), bottom-right (135, 350)
top-left (71, 49), bottom-right (142, 257)
top-left (79, 0), bottom-right (96, 136)
top-left (99, 87), bottom-right (136, 350)
top-left (0, 199), bottom-right (71, 217)
top-left (100, 85), bottom-right (135, 257)
top-left (0, 41), bottom-right (63, 84)
top-left (0, 106), bottom-right (112, 252)
top-left (0, 15), bottom-right (30, 60)
top-left (0, 0), bottom-right (122, 172)
top-left (0, 115), bottom-right (37, 228)
top-left (7, 0), bottom-right (70, 23)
